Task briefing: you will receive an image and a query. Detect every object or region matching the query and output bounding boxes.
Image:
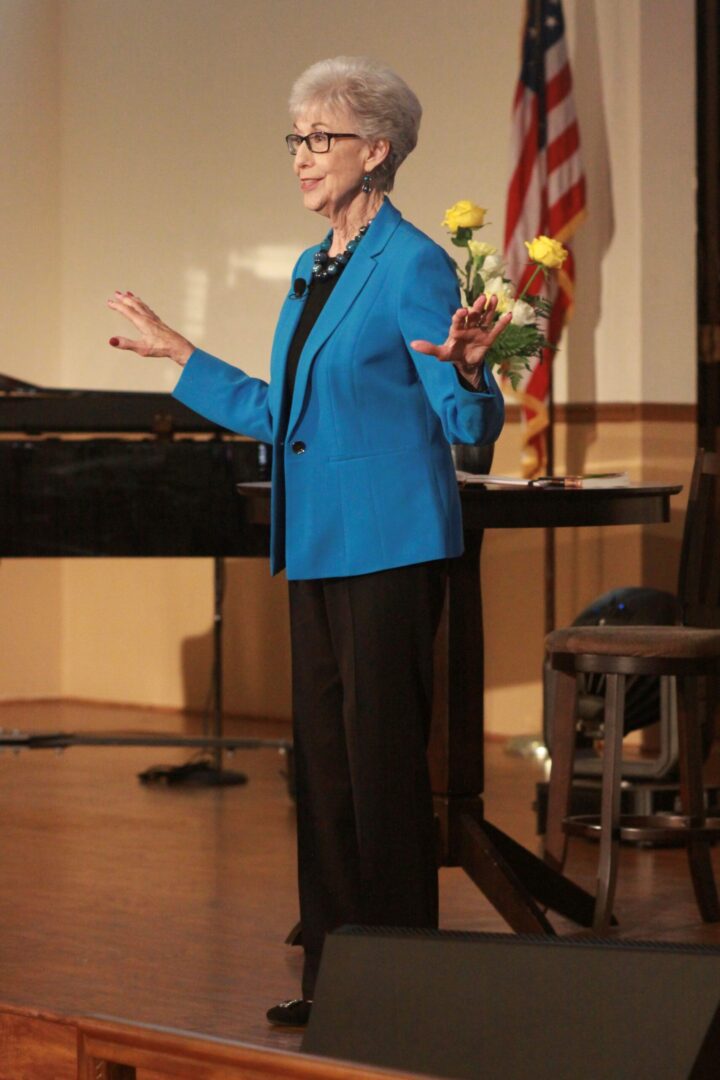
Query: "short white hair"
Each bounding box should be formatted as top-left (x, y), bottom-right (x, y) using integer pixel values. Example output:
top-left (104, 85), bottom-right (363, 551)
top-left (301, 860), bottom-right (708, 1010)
top-left (288, 56), bottom-right (422, 193)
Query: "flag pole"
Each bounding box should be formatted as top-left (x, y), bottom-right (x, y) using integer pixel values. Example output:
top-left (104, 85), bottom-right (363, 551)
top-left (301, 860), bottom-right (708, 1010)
top-left (544, 356), bottom-right (557, 633)
top-left (532, 0), bottom-right (557, 635)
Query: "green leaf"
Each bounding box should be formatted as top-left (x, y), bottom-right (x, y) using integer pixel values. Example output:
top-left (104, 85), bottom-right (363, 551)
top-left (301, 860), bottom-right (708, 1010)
top-left (484, 324), bottom-right (550, 364)
top-left (507, 368), bottom-right (524, 391)
top-left (533, 298), bottom-right (553, 317)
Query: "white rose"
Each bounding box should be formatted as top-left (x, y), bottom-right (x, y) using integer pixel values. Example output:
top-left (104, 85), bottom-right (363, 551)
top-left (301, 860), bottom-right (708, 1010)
top-left (482, 253), bottom-right (505, 277)
top-left (482, 276), bottom-right (515, 313)
top-left (511, 298), bottom-right (536, 326)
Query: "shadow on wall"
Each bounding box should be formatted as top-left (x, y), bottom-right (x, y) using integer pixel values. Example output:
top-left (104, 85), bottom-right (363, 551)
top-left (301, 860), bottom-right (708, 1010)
top-left (180, 559), bottom-right (292, 723)
top-left (640, 439), bottom-right (696, 597)
top-left (564, 0), bottom-right (615, 473)
top-left (180, 612), bottom-right (214, 717)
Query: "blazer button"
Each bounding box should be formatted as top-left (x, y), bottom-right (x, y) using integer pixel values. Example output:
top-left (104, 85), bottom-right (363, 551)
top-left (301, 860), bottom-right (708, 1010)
top-left (291, 441), bottom-right (306, 455)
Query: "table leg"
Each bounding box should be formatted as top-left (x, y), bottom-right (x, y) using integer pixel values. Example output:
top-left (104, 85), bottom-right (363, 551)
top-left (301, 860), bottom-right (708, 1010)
top-left (430, 533), bottom-right (597, 931)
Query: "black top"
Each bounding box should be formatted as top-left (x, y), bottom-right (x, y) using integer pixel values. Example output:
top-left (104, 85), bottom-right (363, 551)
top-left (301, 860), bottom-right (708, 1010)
top-left (281, 276), bottom-right (339, 432)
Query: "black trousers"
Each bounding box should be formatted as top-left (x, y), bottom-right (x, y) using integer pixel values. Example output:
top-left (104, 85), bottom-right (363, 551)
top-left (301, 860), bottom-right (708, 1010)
top-left (288, 560), bottom-right (447, 998)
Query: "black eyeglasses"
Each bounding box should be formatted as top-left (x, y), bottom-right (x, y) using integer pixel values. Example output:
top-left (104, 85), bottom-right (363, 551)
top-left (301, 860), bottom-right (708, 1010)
top-left (285, 131), bottom-right (360, 155)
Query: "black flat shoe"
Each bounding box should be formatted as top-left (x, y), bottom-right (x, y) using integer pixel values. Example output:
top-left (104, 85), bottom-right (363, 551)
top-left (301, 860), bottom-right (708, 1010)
top-left (266, 997), bottom-right (313, 1027)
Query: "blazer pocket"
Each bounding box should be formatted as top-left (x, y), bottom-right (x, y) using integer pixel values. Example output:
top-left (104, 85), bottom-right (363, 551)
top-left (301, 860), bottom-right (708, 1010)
top-left (330, 447), bottom-right (455, 572)
top-left (328, 444), bottom-right (425, 464)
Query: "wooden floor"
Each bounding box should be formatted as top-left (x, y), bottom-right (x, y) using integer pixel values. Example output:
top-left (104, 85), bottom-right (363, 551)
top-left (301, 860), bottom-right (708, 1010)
top-left (2, 700), bottom-right (720, 1062)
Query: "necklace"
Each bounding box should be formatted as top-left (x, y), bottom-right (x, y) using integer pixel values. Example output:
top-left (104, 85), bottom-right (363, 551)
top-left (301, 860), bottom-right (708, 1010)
top-left (311, 222), bottom-right (370, 281)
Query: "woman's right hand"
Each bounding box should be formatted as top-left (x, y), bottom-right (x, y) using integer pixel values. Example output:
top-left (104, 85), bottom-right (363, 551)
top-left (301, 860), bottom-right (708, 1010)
top-left (107, 291), bottom-right (194, 367)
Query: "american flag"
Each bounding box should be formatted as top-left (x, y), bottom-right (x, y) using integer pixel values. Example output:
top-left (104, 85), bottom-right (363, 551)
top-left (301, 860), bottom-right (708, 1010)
top-left (504, 0), bottom-right (586, 476)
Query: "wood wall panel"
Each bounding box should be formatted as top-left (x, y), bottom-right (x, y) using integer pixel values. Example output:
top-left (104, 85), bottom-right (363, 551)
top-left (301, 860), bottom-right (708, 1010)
top-left (0, 1011), bottom-right (77, 1080)
top-left (502, 402), bottom-right (697, 425)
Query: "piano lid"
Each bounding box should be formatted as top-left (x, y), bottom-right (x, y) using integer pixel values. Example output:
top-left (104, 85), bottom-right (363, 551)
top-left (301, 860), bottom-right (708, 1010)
top-left (0, 372), bottom-right (39, 392)
top-left (0, 372), bottom-right (223, 435)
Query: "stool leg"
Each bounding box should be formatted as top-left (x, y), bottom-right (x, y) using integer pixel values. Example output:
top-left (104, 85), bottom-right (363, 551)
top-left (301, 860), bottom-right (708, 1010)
top-left (678, 675), bottom-right (720, 922)
top-left (544, 667), bottom-right (578, 872)
top-left (594, 672), bottom-right (625, 933)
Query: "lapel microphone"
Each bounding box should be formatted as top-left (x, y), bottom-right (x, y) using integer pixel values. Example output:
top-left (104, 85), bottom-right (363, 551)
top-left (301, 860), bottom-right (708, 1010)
top-left (293, 278), bottom-right (307, 298)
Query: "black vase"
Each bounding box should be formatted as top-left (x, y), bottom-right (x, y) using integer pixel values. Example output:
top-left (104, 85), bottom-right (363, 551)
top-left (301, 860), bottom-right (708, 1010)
top-left (452, 442), bottom-right (495, 475)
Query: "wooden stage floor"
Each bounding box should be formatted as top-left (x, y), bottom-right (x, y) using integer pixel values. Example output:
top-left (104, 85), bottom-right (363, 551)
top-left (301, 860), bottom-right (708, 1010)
top-left (2, 700), bottom-right (720, 1062)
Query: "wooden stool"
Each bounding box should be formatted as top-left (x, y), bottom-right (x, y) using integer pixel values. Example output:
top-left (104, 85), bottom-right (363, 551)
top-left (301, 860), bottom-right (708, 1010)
top-left (545, 625), bottom-right (720, 931)
top-left (543, 450), bottom-right (720, 932)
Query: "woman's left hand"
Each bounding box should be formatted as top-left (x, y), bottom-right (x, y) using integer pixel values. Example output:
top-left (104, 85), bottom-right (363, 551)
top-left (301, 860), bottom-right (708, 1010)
top-left (411, 294), bottom-right (512, 389)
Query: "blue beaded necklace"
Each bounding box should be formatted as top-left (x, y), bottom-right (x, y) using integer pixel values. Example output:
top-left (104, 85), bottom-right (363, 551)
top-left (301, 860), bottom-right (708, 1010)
top-left (311, 222), bottom-right (370, 282)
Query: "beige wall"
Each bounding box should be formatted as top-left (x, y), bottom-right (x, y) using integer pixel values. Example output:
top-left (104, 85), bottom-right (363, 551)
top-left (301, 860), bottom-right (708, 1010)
top-left (1, 0), bottom-right (64, 699)
top-left (1, 0), bottom-right (62, 385)
top-left (0, 0), bottom-right (698, 735)
top-left (556, 0), bottom-right (696, 406)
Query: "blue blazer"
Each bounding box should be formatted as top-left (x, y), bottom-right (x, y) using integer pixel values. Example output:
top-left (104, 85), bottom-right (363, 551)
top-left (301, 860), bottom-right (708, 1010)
top-left (173, 198), bottom-right (504, 579)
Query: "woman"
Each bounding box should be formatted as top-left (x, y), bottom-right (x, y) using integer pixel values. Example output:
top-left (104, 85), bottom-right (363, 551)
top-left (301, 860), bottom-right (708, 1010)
top-left (108, 56), bottom-right (509, 1027)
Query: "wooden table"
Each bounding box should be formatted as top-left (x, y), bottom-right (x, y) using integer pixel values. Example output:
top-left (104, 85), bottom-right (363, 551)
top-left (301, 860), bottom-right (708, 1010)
top-left (239, 481), bottom-right (682, 932)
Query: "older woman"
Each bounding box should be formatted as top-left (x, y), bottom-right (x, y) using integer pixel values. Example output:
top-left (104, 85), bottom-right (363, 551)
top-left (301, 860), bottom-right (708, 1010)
top-left (108, 56), bottom-right (508, 1027)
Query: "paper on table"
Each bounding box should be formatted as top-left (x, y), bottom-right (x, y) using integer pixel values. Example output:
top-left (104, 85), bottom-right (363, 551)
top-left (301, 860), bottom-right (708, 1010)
top-left (535, 472), bottom-right (631, 489)
top-left (455, 473), bottom-right (532, 487)
top-left (456, 471), bottom-right (632, 489)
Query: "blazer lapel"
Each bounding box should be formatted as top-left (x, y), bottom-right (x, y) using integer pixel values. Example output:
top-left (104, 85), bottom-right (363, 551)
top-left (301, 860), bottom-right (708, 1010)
top-left (285, 198), bottom-right (402, 440)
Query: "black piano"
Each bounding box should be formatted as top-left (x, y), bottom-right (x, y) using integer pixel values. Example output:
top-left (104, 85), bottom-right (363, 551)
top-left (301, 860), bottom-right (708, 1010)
top-left (0, 371), bottom-right (284, 783)
top-left (0, 372), bottom-right (270, 558)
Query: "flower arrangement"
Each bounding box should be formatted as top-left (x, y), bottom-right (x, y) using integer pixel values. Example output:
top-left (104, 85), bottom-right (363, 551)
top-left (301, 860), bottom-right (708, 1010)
top-left (441, 200), bottom-right (568, 389)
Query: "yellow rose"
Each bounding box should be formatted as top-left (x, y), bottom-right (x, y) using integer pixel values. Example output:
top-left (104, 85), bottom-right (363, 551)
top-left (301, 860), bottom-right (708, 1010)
top-left (442, 200), bottom-right (487, 232)
top-left (524, 235), bottom-right (568, 269)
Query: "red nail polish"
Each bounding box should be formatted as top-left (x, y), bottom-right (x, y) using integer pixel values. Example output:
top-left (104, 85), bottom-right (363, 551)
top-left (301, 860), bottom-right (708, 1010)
top-left (109, 337), bottom-right (119, 346)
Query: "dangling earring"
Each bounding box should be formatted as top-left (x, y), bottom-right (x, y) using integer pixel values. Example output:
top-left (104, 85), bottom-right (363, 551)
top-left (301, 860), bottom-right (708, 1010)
top-left (361, 172), bottom-right (373, 194)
